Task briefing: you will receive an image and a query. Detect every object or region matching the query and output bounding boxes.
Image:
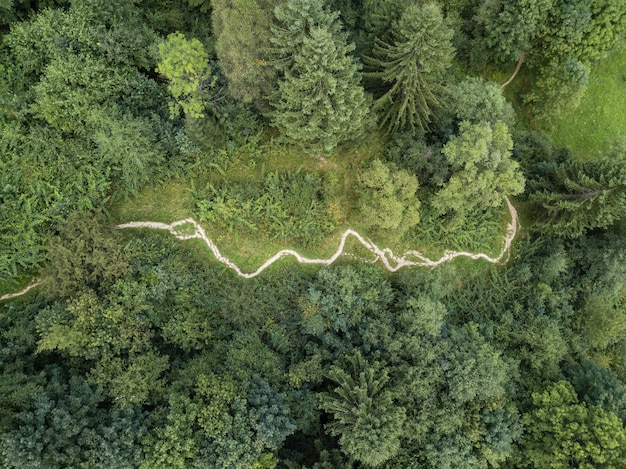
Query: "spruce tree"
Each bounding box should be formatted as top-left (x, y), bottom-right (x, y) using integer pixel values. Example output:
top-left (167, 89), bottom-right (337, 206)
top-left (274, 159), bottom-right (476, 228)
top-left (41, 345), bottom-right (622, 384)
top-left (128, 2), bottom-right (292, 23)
top-left (365, 2), bottom-right (454, 132)
top-left (319, 352), bottom-right (406, 467)
top-left (529, 153), bottom-right (626, 238)
top-left (270, 16), bottom-right (368, 155)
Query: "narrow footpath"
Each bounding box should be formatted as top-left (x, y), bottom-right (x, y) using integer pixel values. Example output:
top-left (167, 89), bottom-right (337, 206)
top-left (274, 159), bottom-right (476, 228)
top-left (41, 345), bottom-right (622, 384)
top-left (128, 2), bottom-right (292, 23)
top-left (1, 198), bottom-right (519, 299)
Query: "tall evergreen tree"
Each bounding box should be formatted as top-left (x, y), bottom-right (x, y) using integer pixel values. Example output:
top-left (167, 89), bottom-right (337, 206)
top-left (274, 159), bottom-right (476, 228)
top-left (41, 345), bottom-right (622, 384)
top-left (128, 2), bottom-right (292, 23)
top-left (270, 21), bottom-right (368, 154)
top-left (365, 2), bottom-right (455, 132)
top-left (319, 352), bottom-right (406, 467)
top-left (529, 153), bottom-right (626, 238)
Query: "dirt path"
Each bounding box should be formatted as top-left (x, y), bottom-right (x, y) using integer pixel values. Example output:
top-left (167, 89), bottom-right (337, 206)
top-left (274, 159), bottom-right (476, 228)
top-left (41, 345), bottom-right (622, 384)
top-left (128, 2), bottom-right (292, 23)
top-left (116, 197), bottom-right (519, 278)
top-left (0, 280), bottom-right (44, 301)
top-left (1, 198), bottom-right (519, 299)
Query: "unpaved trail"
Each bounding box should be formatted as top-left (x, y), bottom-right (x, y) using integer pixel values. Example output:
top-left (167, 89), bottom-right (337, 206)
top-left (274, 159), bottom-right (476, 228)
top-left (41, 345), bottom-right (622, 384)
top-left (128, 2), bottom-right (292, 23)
top-left (116, 197), bottom-right (520, 278)
top-left (0, 280), bottom-right (43, 301)
top-left (1, 198), bottom-right (519, 299)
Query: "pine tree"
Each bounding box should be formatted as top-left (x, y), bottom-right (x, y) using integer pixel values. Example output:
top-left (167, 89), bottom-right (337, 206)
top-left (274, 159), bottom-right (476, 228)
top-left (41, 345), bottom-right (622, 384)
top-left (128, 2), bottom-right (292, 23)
top-left (271, 0), bottom-right (342, 73)
top-left (529, 154), bottom-right (626, 238)
top-left (319, 352), bottom-right (406, 467)
top-left (365, 2), bottom-right (454, 132)
top-left (271, 9), bottom-right (368, 154)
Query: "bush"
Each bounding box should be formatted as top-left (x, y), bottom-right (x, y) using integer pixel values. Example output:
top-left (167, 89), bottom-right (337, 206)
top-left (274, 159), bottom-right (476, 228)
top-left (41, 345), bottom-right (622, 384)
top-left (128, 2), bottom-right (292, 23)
top-left (195, 171), bottom-right (336, 245)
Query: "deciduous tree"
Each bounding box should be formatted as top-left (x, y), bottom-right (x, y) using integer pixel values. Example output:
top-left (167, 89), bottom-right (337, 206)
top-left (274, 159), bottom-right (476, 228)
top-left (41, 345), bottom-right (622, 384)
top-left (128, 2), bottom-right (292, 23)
top-left (432, 121), bottom-right (525, 224)
top-left (157, 32), bottom-right (217, 119)
top-left (519, 381), bottom-right (626, 468)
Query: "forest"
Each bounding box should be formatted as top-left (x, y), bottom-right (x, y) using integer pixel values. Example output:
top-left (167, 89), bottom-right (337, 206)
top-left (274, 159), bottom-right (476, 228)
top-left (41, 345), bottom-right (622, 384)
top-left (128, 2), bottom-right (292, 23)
top-left (1, 0), bottom-right (626, 467)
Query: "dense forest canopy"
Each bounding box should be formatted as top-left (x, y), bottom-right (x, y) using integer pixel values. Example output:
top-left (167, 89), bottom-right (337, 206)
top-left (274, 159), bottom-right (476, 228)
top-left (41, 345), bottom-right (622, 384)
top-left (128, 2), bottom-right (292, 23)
top-left (1, 0), bottom-right (626, 467)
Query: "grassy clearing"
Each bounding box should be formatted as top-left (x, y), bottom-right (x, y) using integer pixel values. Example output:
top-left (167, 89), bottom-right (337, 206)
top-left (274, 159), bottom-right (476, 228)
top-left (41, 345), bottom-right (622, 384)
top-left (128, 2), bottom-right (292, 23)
top-left (546, 47), bottom-right (626, 156)
top-left (112, 132), bottom-right (515, 275)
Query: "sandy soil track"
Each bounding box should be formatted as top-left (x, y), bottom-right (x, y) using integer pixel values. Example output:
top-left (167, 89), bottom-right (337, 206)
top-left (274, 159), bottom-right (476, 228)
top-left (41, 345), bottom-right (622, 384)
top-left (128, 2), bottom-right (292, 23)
top-left (1, 198), bottom-right (519, 299)
top-left (116, 197), bottom-right (519, 279)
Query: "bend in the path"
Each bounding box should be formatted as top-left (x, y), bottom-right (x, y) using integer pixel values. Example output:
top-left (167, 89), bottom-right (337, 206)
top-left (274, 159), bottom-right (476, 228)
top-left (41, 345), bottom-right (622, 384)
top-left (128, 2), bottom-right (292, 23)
top-left (0, 280), bottom-right (44, 301)
top-left (116, 197), bottom-right (520, 278)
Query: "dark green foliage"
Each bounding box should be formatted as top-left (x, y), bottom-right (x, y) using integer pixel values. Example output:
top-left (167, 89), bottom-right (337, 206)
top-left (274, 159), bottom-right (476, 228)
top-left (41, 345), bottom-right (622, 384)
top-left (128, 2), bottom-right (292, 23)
top-left (44, 211), bottom-right (131, 299)
top-left (448, 77), bottom-right (515, 127)
top-left (528, 154), bottom-right (626, 238)
top-left (382, 129), bottom-right (449, 187)
top-left (365, 2), bottom-right (455, 132)
top-left (319, 352), bottom-right (405, 466)
top-left (298, 265), bottom-right (395, 356)
top-left (524, 59), bottom-right (590, 119)
top-left (270, 0), bottom-right (368, 154)
top-left (1, 375), bottom-right (147, 468)
top-left (144, 374), bottom-right (295, 468)
top-left (0, 0), bottom-right (178, 281)
top-left (0, 298), bottom-right (47, 432)
top-left (195, 171), bottom-right (337, 245)
top-left (447, 239), bottom-right (574, 387)
top-left (564, 359), bottom-right (626, 422)
top-left (2, 1), bottom-right (626, 467)
top-left (475, 0), bottom-right (553, 63)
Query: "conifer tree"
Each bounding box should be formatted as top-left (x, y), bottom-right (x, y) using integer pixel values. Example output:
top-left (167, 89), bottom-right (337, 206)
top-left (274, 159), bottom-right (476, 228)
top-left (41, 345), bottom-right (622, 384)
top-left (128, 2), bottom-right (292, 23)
top-left (319, 352), bottom-right (405, 467)
top-left (270, 8), bottom-right (368, 155)
top-left (529, 153), bottom-right (626, 238)
top-left (365, 2), bottom-right (454, 132)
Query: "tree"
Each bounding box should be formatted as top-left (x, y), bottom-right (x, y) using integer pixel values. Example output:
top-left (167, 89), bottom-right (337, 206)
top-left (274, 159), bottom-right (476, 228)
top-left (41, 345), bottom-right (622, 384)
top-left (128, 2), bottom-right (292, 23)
top-left (528, 154), bottom-right (626, 238)
top-left (432, 121), bottom-right (525, 224)
top-left (270, 25), bottom-right (368, 154)
top-left (474, 0), bottom-right (553, 63)
top-left (1, 375), bottom-right (147, 469)
top-left (523, 59), bottom-right (590, 119)
top-left (357, 159), bottom-right (421, 233)
top-left (366, 2), bottom-right (455, 132)
top-left (43, 211), bottom-right (131, 299)
top-left (211, 0), bottom-right (278, 103)
top-left (578, 295), bottom-right (626, 353)
top-left (564, 359), bottom-right (626, 423)
top-left (271, 0), bottom-right (342, 74)
top-left (519, 381), bottom-right (626, 468)
top-left (319, 352), bottom-right (406, 467)
top-left (448, 77), bottom-right (515, 126)
top-left (156, 32), bottom-right (217, 119)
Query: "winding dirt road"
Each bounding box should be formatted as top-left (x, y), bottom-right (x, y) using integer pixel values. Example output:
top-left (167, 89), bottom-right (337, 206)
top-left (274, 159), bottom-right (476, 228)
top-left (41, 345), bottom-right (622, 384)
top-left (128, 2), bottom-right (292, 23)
top-left (116, 197), bottom-right (519, 279)
top-left (0, 280), bottom-right (43, 301)
top-left (1, 198), bottom-right (519, 299)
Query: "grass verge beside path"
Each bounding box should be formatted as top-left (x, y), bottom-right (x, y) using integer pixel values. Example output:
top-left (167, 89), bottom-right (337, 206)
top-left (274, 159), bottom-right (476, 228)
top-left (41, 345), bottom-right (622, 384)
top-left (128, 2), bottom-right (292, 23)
top-left (547, 47), bottom-right (626, 156)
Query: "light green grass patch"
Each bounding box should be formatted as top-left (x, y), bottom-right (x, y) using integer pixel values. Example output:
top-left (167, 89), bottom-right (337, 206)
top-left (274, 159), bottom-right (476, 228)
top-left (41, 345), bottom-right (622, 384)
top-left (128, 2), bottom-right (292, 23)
top-left (113, 136), bottom-right (514, 275)
top-left (548, 47), bottom-right (626, 156)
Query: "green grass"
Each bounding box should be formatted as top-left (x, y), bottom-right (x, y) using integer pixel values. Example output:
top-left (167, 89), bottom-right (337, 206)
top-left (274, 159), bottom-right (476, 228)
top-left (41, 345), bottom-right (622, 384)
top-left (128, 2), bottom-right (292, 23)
top-left (0, 275), bottom-right (36, 300)
top-left (112, 135), bottom-right (515, 275)
top-left (547, 47), bottom-right (626, 156)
